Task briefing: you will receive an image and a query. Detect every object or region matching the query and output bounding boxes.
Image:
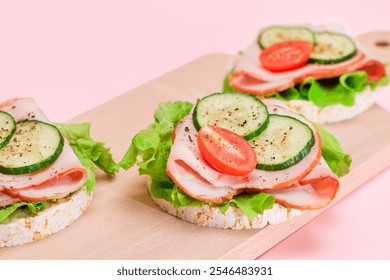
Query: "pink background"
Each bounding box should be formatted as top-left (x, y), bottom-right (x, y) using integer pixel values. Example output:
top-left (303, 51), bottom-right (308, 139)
top-left (1, 1), bottom-right (390, 259)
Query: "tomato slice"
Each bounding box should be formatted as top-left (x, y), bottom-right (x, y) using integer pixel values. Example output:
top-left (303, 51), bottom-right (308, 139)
top-left (197, 125), bottom-right (257, 176)
top-left (358, 59), bottom-right (386, 81)
top-left (259, 41), bottom-right (313, 72)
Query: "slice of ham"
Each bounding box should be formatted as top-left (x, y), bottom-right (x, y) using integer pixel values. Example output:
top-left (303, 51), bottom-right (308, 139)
top-left (268, 158), bottom-right (339, 209)
top-left (0, 98), bottom-right (88, 203)
top-left (3, 167), bottom-right (87, 202)
top-left (0, 192), bottom-right (20, 207)
top-left (166, 105), bottom-right (339, 210)
top-left (230, 36), bottom-right (369, 95)
top-left (166, 159), bottom-right (241, 204)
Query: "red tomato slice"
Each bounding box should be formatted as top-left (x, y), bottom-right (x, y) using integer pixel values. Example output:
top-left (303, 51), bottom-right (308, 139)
top-left (197, 125), bottom-right (257, 176)
top-left (259, 41), bottom-right (313, 72)
top-left (358, 59), bottom-right (386, 81)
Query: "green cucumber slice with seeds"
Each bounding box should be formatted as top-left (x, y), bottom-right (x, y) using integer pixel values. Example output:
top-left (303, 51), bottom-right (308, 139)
top-left (310, 32), bottom-right (357, 64)
top-left (193, 92), bottom-right (269, 140)
top-left (249, 114), bottom-right (314, 171)
top-left (0, 120), bottom-right (64, 175)
top-left (0, 111), bottom-right (16, 150)
top-left (258, 26), bottom-right (316, 49)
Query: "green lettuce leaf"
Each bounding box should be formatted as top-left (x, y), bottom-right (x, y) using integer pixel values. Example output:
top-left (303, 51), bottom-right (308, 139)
top-left (315, 124), bottom-right (352, 177)
top-left (119, 101), bottom-right (193, 184)
top-left (150, 181), bottom-right (203, 208)
top-left (55, 123), bottom-right (119, 192)
top-left (299, 71), bottom-right (370, 108)
top-left (0, 201), bottom-right (46, 223)
top-left (217, 193), bottom-right (275, 221)
top-left (274, 87), bottom-right (305, 101)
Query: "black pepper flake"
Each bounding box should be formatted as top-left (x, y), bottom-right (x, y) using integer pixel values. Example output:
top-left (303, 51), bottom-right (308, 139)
top-left (239, 120), bottom-right (247, 127)
top-left (184, 127), bottom-right (189, 132)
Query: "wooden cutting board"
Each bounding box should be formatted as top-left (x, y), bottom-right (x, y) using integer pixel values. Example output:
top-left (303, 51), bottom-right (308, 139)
top-left (1, 31), bottom-right (389, 260)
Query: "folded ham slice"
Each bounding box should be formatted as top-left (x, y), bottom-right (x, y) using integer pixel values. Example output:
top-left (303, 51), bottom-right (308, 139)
top-left (230, 32), bottom-right (369, 95)
top-left (166, 105), bottom-right (339, 210)
top-left (0, 192), bottom-right (20, 207)
top-left (267, 158), bottom-right (339, 209)
top-left (0, 98), bottom-right (88, 204)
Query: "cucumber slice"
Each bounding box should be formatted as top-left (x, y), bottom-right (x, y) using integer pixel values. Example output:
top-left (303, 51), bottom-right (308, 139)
top-left (310, 32), bottom-right (357, 64)
top-left (0, 120), bottom-right (64, 175)
top-left (0, 111), bottom-right (16, 150)
top-left (193, 92), bottom-right (269, 140)
top-left (249, 114), bottom-right (314, 171)
top-left (258, 26), bottom-right (316, 49)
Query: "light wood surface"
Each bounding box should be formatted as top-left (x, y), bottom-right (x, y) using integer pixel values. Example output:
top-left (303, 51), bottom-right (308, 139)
top-left (1, 32), bottom-right (390, 260)
top-left (356, 30), bottom-right (390, 70)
